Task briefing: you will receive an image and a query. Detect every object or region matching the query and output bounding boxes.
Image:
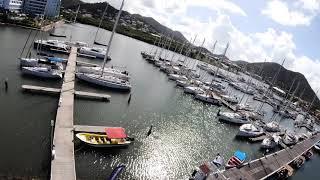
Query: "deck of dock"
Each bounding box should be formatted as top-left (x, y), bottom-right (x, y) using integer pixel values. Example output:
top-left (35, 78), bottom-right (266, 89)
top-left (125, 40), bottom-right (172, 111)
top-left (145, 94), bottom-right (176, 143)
top-left (50, 47), bottom-right (77, 180)
top-left (220, 99), bottom-right (237, 111)
top-left (22, 85), bottom-right (110, 101)
top-left (207, 133), bottom-right (320, 180)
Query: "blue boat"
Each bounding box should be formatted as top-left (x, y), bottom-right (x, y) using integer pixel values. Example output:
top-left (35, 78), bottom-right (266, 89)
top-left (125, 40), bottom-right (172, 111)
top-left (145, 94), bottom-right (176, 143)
top-left (225, 150), bottom-right (246, 169)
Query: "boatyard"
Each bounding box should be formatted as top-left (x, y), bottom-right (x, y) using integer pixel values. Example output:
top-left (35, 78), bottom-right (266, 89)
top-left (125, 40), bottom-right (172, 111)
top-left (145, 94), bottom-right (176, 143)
top-left (1, 2), bottom-right (320, 180)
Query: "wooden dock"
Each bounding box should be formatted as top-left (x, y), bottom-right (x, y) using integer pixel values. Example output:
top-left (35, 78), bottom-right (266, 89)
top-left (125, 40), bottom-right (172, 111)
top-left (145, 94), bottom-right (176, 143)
top-left (73, 125), bottom-right (121, 133)
top-left (50, 47), bottom-right (77, 180)
top-left (74, 91), bottom-right (110, 101)
top-left (207, 133), bottom-right (320, 180)
top-left (22, 85), bottom-right (110, 101)
top-left (220, 99), bottom-right (237, 112)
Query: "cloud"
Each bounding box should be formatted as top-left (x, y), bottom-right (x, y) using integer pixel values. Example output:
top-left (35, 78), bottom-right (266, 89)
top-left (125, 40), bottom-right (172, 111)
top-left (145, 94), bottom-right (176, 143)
top-left (101, 0), bottom-right (319, 94)
top-left (261, 0), bottom-right (319, 26)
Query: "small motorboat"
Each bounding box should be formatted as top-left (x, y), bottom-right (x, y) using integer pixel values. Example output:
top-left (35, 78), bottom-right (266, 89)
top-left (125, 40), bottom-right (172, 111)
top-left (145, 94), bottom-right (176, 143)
top-left (264, 121), bottom-right (280, 132)
top-left (77, 66), bottom-right (130, 80)
top-left (217, 111), bottom-right (250, 125)
top-left (195, 92), bottom-right (221, 105)
top-left (76, 127), bottom-right (133, 148)
top-left (176, 80), bottom-right (189, 87)
top-left (275, 165), bottom-right (294, 179)
top-left (225, 150), bottom-right (246, 169)
top-left (168, 74), bottom-right (188, 81)
top-left (184, 86), bottom-right (204, 95)
top-left (261, 136), bottom-right (278, 149)
top-left (291, 156), bottom-right (305, 169)
top-left (78, 47), bottom-right (111, 60)
top-left (190, 154), bottom-right (223, 180)
top-left (20, 57), bottom-right (64, 70)
top-left (76, 73), bottom-right (131, 90)
top-left (282, 132), bottom-right (298, 146)
top-left (34, 39), bottom-right (70, 53)
top-left (314, 141), bottom-right (320, 151)
top-left (302, 150), bottom-right (313, 160)
top-left (237, 124), bottom-right (264, 138)
top-left (22, 66), bottom-right (62, 79)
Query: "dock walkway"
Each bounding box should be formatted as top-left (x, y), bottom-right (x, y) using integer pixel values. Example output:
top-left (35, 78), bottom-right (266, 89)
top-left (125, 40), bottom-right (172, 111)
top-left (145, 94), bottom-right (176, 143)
top-left (22, 85), bottom-right (110, 101)
top-left (207, 133), bottom-right (320, 180)
top-left (50, 47), bottom-right (77, 180)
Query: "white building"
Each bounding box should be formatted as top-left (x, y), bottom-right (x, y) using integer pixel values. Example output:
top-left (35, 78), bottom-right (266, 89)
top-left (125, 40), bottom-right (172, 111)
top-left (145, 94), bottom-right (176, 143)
top-left (23, 0), bottom-right (61, 17)
top-left (3, 0), bottom-right (23, 12)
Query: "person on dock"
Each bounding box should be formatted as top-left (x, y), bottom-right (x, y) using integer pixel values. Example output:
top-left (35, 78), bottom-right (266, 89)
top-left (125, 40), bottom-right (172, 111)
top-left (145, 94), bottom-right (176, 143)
top-left (4, 78), bottom-right (8, 91)
top-left (146, 125), bottom-right (153, 137)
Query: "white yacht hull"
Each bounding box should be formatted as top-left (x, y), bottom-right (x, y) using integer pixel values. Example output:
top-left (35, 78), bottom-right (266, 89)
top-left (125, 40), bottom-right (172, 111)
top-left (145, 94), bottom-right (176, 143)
top-left (76, 73), bottom-right (131, 90)
top-left (22, 67), bottom-right (62, 79)
top-left (77, 67), bottom-right (130, 80)
top-left (195, 93), bottom-right (220, 104)
top-left (218, 114), bottom-right (248, 125)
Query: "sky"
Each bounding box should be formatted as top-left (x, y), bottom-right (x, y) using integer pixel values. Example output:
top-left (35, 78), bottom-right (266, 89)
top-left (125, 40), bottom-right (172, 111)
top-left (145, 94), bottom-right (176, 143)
top-left (84, 0), bottom-right (320, 96)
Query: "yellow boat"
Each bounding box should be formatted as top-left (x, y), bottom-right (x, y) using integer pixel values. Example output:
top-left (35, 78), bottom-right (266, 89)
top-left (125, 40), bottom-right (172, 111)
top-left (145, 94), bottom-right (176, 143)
top-left (76, 132), bottom-right (132, 148)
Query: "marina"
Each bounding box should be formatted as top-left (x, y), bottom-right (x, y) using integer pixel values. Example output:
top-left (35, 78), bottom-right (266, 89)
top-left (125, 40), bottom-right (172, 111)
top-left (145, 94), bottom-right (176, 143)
top-left (0, 17), bottom-right (320, 180)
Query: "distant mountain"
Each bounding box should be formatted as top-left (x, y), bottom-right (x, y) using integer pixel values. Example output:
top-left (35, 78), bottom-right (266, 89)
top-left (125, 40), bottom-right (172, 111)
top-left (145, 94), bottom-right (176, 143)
top-left (61, 0), bottom-right (188, 43)
top-left (131, 14), bottom-right (188, 42)
top-left (235, 61), bottom-right (320, 109)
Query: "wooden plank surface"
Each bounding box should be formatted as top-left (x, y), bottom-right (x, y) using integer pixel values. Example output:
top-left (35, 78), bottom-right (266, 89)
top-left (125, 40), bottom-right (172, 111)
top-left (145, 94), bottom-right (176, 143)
top-left (50, 47), bottom-right (77, 180)
top-left (207, 133), bottom-right (320, 180)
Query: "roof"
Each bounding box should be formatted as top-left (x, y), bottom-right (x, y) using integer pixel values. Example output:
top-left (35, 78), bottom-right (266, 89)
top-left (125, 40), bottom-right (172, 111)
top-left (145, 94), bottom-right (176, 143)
top-left (105, 127), bottom-right (127, 139)
top-left (272, 86), bottom-right (286, 94)
top-left (234, 150), bottom-right (246, 161)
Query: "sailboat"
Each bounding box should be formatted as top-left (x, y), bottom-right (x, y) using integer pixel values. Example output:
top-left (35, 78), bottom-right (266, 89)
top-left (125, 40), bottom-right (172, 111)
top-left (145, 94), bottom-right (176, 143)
top-left (76, 0), bottom-right (129, 91)
top-left (22, 66), bottom-right (62, 79)
top-left (94, 4), bottom-right (109, 46)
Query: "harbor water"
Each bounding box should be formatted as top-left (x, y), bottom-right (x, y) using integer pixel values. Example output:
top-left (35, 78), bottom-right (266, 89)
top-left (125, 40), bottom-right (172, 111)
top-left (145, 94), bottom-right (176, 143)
top-left (0, 23), bottom-right (319, 179)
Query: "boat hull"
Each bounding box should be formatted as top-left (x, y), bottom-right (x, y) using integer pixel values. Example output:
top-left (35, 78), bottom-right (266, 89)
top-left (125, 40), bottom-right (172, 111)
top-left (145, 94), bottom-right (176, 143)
top-left (218, 115), bottom-right (248, 125)
top-left (22, 67), bottom-right (62, 79)
top-left (76, 73), bottom-right (131, 91)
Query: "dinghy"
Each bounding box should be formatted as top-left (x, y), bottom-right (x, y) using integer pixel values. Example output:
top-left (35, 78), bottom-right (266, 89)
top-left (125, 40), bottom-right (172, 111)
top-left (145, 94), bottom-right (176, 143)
top-left (225, 150), bottom-right (246, 169)
top-left (76, 127), bottom-right (133, 148)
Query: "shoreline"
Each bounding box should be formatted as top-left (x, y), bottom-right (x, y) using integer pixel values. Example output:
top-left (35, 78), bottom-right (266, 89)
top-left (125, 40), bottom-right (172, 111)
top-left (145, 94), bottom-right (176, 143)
top-left (0, 20), bottom-right (65, 32)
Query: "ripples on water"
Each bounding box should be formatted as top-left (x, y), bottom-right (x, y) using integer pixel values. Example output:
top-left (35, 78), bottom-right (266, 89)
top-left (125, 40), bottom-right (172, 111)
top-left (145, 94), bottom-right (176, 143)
top-left (0, 23), bottom-right (318, 179)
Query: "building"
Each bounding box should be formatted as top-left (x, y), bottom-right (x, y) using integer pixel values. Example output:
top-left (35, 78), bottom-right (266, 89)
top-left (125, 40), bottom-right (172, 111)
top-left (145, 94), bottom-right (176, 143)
top-left (2, 0), bottom-right (23, 12)
top-left (23, 0), bottom-right (61, 17)
top-left (0, 0), bottom-right (3, 8)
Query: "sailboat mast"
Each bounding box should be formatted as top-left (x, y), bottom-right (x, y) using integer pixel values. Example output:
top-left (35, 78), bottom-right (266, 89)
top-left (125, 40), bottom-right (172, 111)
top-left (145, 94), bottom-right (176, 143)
top-left (20, 29), bottom-right (33, 58)
top-left (94, 4), bottom-right (108, 42)
top-left (164, 37), bottom-right (173, 60)
top-left (74, 4), bottom-right (81, 23)
top-left (170, 41), bottom-right (180, 62)
top-left (101, 0), bottom-right (125, 76)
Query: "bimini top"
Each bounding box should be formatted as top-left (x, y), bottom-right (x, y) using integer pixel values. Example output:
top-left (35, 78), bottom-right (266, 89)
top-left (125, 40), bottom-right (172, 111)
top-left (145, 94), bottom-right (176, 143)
top-left (105, 127), bottom-right (127, 139)
top-left (48, 57), bottom-right (65, 63)
top-left (234, 150), bottom-right (246, 161)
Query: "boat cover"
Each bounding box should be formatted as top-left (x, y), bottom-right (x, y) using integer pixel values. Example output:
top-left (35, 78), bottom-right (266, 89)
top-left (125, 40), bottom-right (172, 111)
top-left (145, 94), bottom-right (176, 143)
top-left (234, 150), bottom-right (246, 161)
top-left (105, 127), bottom-right (127, 139)
top-left (48, 57), bottom-right (64, 62)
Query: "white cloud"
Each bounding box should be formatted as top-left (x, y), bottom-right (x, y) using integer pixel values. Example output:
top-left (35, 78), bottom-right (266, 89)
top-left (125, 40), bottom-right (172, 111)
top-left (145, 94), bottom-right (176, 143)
top-left (262, 0), bottom-right (319, 26)
top-left (100, 0), bottom-right (320, 93)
